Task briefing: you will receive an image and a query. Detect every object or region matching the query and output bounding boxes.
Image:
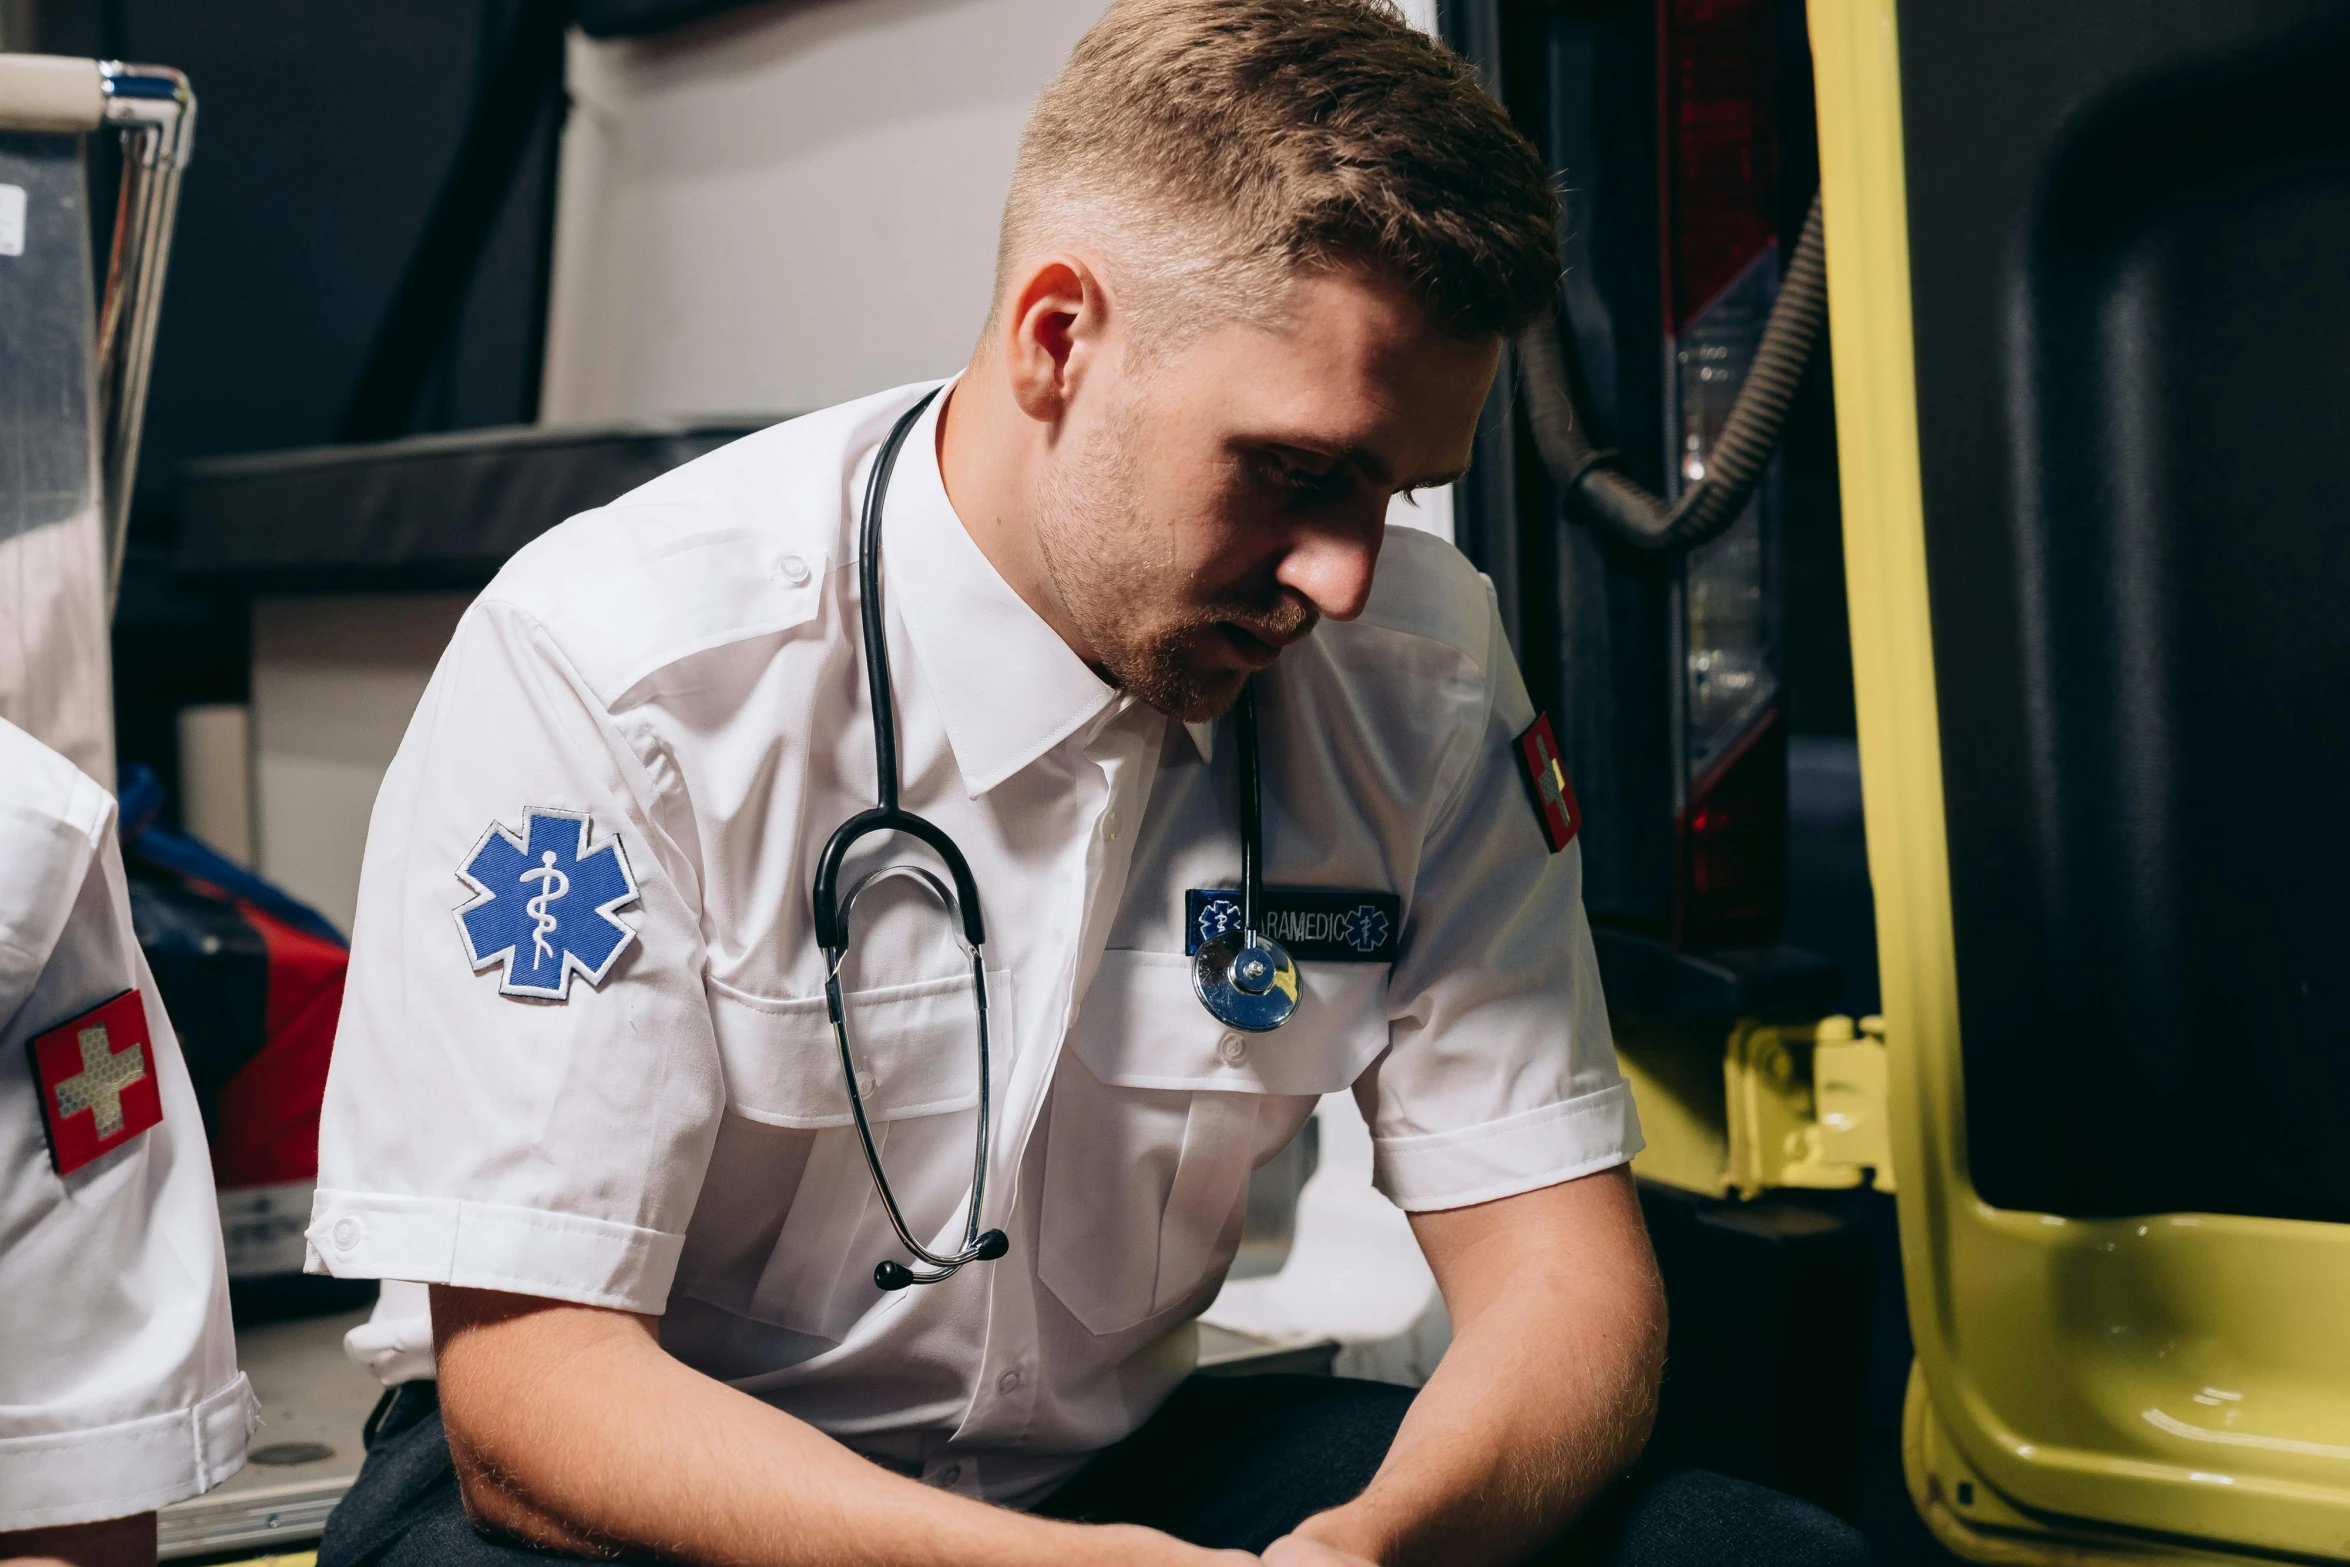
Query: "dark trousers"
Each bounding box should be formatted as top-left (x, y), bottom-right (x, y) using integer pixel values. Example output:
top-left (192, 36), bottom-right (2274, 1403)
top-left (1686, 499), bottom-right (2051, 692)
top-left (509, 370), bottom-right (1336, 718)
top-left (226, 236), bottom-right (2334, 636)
top-left (321, 1376), bottom-right (1873, 1566)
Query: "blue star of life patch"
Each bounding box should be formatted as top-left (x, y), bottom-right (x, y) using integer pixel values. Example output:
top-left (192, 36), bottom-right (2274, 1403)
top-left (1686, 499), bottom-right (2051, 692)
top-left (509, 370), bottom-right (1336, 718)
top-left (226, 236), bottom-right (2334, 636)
top-left (1184, 886), bottom-right (1400, 963)
top-left (454, 808), bottom-right (640, 1000)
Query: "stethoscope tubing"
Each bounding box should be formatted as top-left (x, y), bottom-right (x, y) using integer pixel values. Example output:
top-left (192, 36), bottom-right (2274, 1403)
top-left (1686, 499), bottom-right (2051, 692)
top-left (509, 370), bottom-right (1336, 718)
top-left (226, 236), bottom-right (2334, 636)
top-left (1236, 678), bottom-right (1264, 937)
top-left (820, 389), bottom-right (1003, 1286)
top-left (815, 384), bottom-right (1296, 1290)
top-left (824, 942), bottom-right (994, 1271)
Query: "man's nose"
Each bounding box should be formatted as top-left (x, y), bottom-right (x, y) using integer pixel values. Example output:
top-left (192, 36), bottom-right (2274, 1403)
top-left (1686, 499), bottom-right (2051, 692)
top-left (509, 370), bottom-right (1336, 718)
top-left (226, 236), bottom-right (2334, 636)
top-left (1273, 509), bottom-right (1385, 624)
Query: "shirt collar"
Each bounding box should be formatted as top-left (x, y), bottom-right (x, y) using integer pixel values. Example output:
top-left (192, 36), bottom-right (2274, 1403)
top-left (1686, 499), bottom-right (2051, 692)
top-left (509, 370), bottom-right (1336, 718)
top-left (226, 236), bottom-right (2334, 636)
top-left (885, 382), bottom-right (1120, 797)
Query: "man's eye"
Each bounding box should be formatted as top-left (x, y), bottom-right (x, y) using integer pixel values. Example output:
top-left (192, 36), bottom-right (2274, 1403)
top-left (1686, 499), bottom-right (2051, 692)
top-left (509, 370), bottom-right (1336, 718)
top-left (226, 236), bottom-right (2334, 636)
top-left (1265, 455), bottom-right (1343, 497)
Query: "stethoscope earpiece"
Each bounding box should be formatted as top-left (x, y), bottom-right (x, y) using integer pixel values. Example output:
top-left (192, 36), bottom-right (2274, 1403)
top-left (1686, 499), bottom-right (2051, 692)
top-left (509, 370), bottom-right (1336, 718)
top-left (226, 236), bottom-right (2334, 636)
top-left (873, 1227), bottom-right (1008, 1292)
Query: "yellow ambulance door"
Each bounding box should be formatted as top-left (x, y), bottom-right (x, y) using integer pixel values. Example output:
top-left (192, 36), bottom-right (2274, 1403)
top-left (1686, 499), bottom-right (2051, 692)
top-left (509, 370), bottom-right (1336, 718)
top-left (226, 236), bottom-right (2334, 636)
top-left (1811, 1), bottom-right (2350, 1560)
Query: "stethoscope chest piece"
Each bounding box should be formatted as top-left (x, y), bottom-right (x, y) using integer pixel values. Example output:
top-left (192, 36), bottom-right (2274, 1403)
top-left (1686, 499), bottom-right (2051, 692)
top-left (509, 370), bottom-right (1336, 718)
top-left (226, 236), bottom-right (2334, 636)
top-left (1191, 673), bottom-right (1297, 1033)
top-left (1193, 932), bottom-right (1299, 1032)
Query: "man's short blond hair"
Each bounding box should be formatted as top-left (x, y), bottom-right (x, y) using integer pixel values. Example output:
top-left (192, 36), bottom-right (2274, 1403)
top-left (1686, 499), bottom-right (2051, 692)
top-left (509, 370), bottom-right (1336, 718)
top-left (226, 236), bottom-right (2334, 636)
top-left (994, 0), bottom-right (1561, 347)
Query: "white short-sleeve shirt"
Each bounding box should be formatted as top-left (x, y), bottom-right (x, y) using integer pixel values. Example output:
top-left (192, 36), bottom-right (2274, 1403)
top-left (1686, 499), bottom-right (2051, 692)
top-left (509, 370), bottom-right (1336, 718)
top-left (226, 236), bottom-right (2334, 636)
top-left (0, 718), bottom-right (254, 1531)
top-left (311, 382), bottom-right (1638, 1506)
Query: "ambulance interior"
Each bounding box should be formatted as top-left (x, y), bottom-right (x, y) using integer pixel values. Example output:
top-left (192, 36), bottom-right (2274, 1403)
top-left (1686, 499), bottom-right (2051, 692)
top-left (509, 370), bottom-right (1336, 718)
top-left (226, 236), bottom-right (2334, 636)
top-left (4, 0), bottom-right (2346, 1562)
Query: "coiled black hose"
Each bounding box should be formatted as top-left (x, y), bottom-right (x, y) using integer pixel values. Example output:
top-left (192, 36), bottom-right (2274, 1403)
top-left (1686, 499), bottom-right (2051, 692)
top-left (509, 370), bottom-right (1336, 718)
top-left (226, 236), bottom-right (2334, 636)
top-left (1518, 191), bottom-right (1827, 553)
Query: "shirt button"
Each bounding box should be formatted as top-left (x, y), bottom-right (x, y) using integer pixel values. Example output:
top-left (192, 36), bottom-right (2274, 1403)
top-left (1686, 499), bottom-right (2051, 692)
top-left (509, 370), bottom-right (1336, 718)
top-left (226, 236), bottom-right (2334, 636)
top-left (997, 1368), bottom-right (1022, 1394)
top-left (331, 1216), bottom-right (365, 1252)
top-left (1217, 1032), bottom-right (1249, 1066)
top-left (773, 553), bottom-right (812, 586)
top-left (1106, 811), bottom-right (1119, 840)
top-left (937, 1462), bottom-right (962, 1487)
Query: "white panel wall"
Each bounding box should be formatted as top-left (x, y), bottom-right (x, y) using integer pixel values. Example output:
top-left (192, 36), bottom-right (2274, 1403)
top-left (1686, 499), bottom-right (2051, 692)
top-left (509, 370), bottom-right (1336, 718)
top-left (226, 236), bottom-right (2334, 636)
top-left (252, 595), bottom-right (472, 936)
top-left (538, 0), bottom-right (1450, 537)
top-left (541, 0), bottom-right (1109, 423)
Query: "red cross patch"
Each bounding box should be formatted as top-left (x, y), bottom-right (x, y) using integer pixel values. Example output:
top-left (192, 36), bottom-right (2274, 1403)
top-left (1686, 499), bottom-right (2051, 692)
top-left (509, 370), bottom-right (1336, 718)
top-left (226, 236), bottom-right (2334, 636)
top-left (30, 990), bottom-right (163, 1176)
top-left (1514, 713), bottom-right (1581, 854)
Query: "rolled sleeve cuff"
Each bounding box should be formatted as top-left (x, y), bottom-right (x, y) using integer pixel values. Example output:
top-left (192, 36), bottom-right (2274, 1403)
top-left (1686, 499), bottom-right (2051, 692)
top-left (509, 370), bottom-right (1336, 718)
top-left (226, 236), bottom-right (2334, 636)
top-left (304, 1189), bottom-right (683, 1315)
top-left (1372, 1079), bottom-right (1644, 1212)
top-left (0, 1374), bottom-right (255, 1531)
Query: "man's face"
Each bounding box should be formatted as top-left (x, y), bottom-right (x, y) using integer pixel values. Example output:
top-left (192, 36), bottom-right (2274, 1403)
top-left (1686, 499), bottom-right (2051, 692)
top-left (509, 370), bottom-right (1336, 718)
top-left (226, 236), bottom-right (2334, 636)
top-left (1029, 269), bottom-right (1501, 721)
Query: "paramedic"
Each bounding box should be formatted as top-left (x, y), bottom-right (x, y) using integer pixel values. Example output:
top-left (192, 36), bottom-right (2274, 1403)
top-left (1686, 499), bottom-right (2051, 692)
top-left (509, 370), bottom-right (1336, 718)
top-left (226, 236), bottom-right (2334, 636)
top-left (309, 2), bottom-right (1870, 1563)
top-left (1, 716), bottom-right (253, 1567)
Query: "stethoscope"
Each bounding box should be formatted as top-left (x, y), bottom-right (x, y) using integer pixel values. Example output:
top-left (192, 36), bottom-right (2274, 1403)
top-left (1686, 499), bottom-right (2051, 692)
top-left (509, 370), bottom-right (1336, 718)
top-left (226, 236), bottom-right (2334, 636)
top-left (814, 387), bottom-right (1300, 1293)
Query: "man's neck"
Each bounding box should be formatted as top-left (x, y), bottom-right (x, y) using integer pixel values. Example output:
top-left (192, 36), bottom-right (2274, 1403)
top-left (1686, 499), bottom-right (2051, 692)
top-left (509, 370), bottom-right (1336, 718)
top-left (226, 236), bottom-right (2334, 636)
top-left (934, 364), bottom-right (1099, 667)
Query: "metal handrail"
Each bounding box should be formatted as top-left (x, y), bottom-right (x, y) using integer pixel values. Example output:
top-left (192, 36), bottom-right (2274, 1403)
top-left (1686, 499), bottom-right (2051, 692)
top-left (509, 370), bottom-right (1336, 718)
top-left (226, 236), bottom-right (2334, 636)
top-left (93, 62), bottom-right (197, 609)
top-left (0, 54), bottom-right (197, 608)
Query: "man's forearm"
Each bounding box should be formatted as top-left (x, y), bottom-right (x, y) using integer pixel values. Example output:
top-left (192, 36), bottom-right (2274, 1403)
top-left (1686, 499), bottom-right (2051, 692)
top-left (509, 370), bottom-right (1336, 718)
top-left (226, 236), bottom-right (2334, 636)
top-left (431, 1286), bottom-right (1233, 1567)
top-left (0, 1513), bottom-right (156, 1567)
top-left (1284, 1169), bottom-right (1665, 1567)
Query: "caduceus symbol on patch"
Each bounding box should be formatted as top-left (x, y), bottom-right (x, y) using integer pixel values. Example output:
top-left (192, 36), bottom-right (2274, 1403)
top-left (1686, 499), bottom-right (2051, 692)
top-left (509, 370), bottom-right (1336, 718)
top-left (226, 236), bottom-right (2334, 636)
top-left (456, 808), bottom-right (641, 1001)
top-left (519, 850), bottom-right (570, 968)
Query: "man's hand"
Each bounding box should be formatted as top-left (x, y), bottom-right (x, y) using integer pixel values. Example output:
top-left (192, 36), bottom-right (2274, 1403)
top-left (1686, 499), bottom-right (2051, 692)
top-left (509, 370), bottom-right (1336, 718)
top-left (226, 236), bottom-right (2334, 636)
top-left (1280, 1166), bottom-right (1664, 1567)
top-left (1263, 1533), bottom-right (1379, 1567)
top-left (431, 1285), bottom-right (1244, 1567)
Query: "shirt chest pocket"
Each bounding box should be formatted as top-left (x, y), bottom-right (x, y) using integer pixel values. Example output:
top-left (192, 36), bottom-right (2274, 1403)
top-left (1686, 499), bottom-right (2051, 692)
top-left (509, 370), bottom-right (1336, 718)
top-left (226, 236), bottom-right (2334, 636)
top-left (1039, 949), bottom-right (1388, 1338)
top-left (704, 969), bottom-right (1009, 1342)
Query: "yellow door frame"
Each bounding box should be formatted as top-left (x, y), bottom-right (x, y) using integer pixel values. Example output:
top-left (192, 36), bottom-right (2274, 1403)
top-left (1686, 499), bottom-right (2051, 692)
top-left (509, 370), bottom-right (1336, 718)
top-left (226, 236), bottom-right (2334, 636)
top-left (1809, 4), bottom-right (2350, 1561)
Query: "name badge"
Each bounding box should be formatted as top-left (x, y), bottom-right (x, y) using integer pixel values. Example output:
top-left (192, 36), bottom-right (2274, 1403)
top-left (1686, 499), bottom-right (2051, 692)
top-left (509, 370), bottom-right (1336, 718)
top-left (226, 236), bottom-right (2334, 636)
top-left (1185, 887), bottom-right (1400, 963)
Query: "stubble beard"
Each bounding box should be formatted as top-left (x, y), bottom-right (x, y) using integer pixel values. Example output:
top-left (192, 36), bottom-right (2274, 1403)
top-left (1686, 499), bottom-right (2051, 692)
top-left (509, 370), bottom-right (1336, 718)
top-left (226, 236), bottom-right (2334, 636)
top-left (1030, 394), bottom-right (1312, 723)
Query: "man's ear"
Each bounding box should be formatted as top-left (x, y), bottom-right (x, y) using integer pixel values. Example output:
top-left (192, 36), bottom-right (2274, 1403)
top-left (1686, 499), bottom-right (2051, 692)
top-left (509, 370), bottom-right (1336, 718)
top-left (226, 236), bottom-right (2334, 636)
top-left (997, 255), bottom-right (1113, 425)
